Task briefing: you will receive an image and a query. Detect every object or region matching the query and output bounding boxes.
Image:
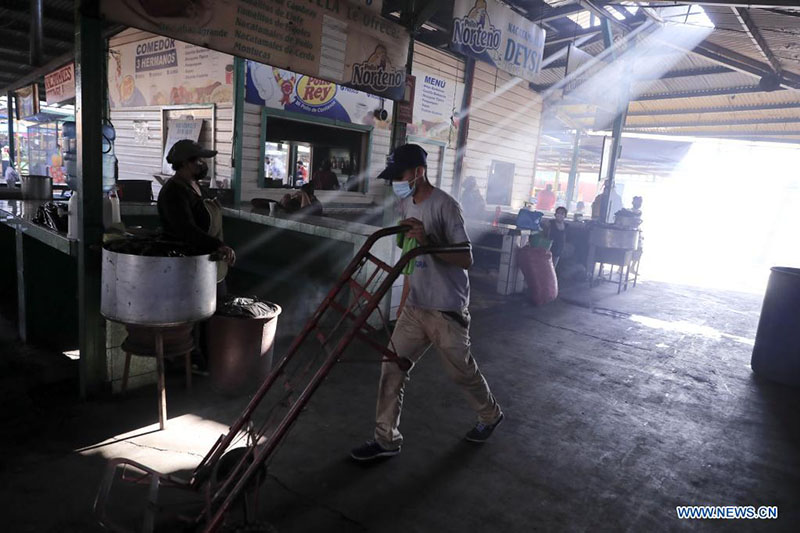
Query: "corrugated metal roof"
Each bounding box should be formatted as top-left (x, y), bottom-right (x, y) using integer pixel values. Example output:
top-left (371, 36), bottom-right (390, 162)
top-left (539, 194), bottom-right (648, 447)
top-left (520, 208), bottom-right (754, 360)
top-left (704, 30), bottom-right (769, 64)
top-left (633, 71), bottom-right (756, 96)
top-left (631, 90), bottom-right (800, 113)
top-left (625, 107), bottom-right (800, 125)
top-left (538, 2), bottom-right (800, 146)
top-left (702, 6), bottom-right (747, 32)
top-left (749, 9), bottom-right (800, 75)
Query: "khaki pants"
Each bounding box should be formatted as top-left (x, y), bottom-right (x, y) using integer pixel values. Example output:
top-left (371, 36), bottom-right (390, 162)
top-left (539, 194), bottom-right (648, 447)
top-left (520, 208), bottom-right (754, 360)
top-left (374, 305), bottom-right (502, 448)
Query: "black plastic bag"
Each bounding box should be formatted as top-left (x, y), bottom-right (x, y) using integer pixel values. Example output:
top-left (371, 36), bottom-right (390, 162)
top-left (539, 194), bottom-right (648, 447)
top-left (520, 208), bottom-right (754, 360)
top-left (33, 202), bottom-right (68, 233)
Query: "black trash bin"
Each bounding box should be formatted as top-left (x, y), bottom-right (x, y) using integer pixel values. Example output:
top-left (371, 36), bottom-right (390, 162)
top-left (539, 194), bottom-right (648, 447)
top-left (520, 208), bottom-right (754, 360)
top-left (206, 297), bottom-right (282, 395)
top-left (751, 267), bottom-right (800, 387)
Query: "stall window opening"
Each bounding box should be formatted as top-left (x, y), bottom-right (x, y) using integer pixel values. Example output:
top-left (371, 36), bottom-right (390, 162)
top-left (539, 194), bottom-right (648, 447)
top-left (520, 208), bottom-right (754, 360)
top-left (262, 116), bottom-right (368, 193)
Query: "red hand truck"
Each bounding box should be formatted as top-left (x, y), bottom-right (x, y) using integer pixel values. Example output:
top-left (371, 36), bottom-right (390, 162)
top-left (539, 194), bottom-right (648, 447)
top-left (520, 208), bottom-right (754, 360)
top-left (94, 225), bottom-right (470, 532)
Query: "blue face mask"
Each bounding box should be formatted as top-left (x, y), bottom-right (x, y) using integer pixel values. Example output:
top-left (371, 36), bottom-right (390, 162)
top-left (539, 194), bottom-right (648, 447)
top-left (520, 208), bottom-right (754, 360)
top-left (392, 176), bottom-right (417, 199)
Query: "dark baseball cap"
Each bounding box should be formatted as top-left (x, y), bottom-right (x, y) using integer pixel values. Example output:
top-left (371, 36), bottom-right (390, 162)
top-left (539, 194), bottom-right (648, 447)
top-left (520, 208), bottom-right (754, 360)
top-left (377, 144), bottom-right (427, 181)
top-left (166, 139), bottom-right (217, 165)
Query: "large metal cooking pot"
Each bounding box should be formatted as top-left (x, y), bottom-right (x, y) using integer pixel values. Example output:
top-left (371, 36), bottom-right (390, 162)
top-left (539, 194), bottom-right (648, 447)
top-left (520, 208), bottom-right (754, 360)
top-left (21, 174), bottom-right (53, 200)
top-left (590, 225), bottom-right (639, 250)
top-left (101, 246), bottom-right (218, 326)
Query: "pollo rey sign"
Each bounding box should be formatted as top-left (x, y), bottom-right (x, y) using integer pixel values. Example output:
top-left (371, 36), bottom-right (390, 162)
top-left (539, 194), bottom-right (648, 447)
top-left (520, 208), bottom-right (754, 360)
top-left (100, 0), bottom-right (409, 100)
top-left (44, 63), bottom-right (75, 105)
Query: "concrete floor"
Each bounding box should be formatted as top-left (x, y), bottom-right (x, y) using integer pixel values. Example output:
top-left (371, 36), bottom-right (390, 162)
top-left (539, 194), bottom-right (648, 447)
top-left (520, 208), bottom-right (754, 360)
top-left (1, 274), bottom-right (799, 532)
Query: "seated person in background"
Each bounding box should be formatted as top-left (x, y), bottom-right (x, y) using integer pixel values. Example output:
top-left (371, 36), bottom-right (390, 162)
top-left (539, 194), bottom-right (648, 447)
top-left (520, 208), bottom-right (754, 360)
top-left (460, 176), bottom-right (486, 220)
top-left (631, 196), bottom-right (643, 216)
top-left (296, 161), bottom-right (308, 184)
top-left (311, 159), bottom-right (340, 191)
top-left (280, 183), bottom-right (323, 216)
top-left (536, 184), bottom-right (556, 212)
top-left (544, 206), bottom-right (568, 267)
top-left (573, 201), bottom-right (586, 222)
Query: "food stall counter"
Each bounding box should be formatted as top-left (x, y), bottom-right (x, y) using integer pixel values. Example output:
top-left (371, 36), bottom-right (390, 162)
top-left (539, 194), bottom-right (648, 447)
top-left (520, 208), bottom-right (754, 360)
top-left (0, 199), bottom-right (77, 256)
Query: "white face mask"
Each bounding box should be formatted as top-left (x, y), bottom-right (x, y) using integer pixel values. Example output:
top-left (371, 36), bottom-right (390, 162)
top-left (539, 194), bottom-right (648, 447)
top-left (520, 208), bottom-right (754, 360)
top-left (392, 170), bottom-right (421, 199)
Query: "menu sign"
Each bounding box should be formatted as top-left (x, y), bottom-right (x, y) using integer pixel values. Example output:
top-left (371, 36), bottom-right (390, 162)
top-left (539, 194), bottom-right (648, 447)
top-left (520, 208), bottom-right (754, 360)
top-left (246, 61), bottom-right (393, 129)
top-left (406, 69), bottom-right (464, 146)
top-left (14, 85), bottom-right (39, 119)
top-left (100, 0), bottom-right (409, 100)
top-left (44, 63), bottom-right (75, 105)
top-left (108, 35), bottom-right (233, 109)
top-left (450, 0), bottom-right (546, 82)
top-left (161, 119), bottom-right (204, 175)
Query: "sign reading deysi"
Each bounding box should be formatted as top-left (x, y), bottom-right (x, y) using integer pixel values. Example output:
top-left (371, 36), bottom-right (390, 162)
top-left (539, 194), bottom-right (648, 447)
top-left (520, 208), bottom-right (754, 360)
top-left (450, 0), bottom-right (546, 82)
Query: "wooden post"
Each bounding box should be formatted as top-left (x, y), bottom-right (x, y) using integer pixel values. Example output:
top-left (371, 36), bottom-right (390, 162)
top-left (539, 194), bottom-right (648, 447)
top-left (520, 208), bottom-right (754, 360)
top-left (452, 58), bottom-right (475, 198)
top-left (566, 131), bottom-right (581, 211)
top-left (75, 1), bottom-right (107, 397)
top-left (232, 56), bottom-right (245, 208)
top-left (156, 330), bottom-right (167, 430)
top-left (6, 93), bottom-right (14, 165)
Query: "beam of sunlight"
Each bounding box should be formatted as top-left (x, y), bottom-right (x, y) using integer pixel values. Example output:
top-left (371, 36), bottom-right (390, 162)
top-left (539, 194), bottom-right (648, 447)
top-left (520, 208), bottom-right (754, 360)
top-left (542, 20), bottom-right (656, 102)
top-left (553, 21), bottom-right (713, 123)
top-left (78, 414), bottom-right (231, 474)
top-left (629, 314), bottom-right (755, 346)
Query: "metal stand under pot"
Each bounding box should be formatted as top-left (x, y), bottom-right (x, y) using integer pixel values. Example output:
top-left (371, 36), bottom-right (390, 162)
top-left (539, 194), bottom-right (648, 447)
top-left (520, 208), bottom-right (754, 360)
top-left (587, 225), bottom-right (641, 293)
top-left (101, 242), bottom-right (218, 429)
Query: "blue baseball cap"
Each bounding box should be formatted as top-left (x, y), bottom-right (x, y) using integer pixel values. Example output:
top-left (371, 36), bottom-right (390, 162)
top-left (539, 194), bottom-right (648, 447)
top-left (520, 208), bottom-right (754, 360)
top-left (377, 144), bottom-right (428, 181)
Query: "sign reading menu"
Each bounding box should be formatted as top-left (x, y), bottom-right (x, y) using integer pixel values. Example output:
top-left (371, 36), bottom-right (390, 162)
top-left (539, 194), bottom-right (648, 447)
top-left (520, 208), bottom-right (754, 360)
top-left (45, 63), bottom-right (75, 105)
top-left (161, 119), bottom-right (204, 175)
top-left (406, 69), bottom-right (464, 146)
top-left (450, 0), bottom-right (546, 82)
top-left (100, 0), bottom-right (409, 100)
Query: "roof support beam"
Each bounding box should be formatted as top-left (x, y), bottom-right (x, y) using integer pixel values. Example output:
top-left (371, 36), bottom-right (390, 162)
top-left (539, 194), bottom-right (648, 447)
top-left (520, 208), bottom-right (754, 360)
top-left (533, 65), bottom-right (735, 91)
top-left (530, 4), bottom-right (588, 24)
top-left (582, 0), bottom-right (631, 31)
top-left (691, 41), bottom-right (796, 85)
top-left (625, 116), bottom-right (800, 128)
top-left (0, 59), bottom-right (35, 73)
top-left (634, 85), bottom-right (771, 100)
top-left (732, 7), bottom-right (782, 76)
top-left (30, 0), bottom-right (44, 66)
top-left (623, 129), bottom-right (800, 137)
top-left (631, 8), bottom-right (800, 90)
top-left (0, 4), bottom-right (74, 27)
top-left (545, 27), bottom-right (605, 47)
top-left (656, 66), bottom-right (734, 79)
top-left (3, 28), bottom-right (72, 51)
top-left (0, 47), bottom-right (38, 63)
top-left (636, 1), bottom-right (800, 8)
top-left (409, 0), bottom-right (441, 32)
top-left (0, 51), bottom-right (73, 95)
top-left (566, 102), bottom-right (800, 117)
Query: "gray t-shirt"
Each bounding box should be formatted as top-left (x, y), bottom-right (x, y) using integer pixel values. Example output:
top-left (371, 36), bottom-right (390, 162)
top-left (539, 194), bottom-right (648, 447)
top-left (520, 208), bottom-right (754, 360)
top-left (399, 188), bottom-right (471, 311)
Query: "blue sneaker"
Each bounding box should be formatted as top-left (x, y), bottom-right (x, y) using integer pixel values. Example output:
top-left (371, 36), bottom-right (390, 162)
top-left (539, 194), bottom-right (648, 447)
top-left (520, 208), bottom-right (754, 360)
top-left (350, 440), bottom-right (401, 461)
top-left (465, 413), bottom-right (504, 443)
